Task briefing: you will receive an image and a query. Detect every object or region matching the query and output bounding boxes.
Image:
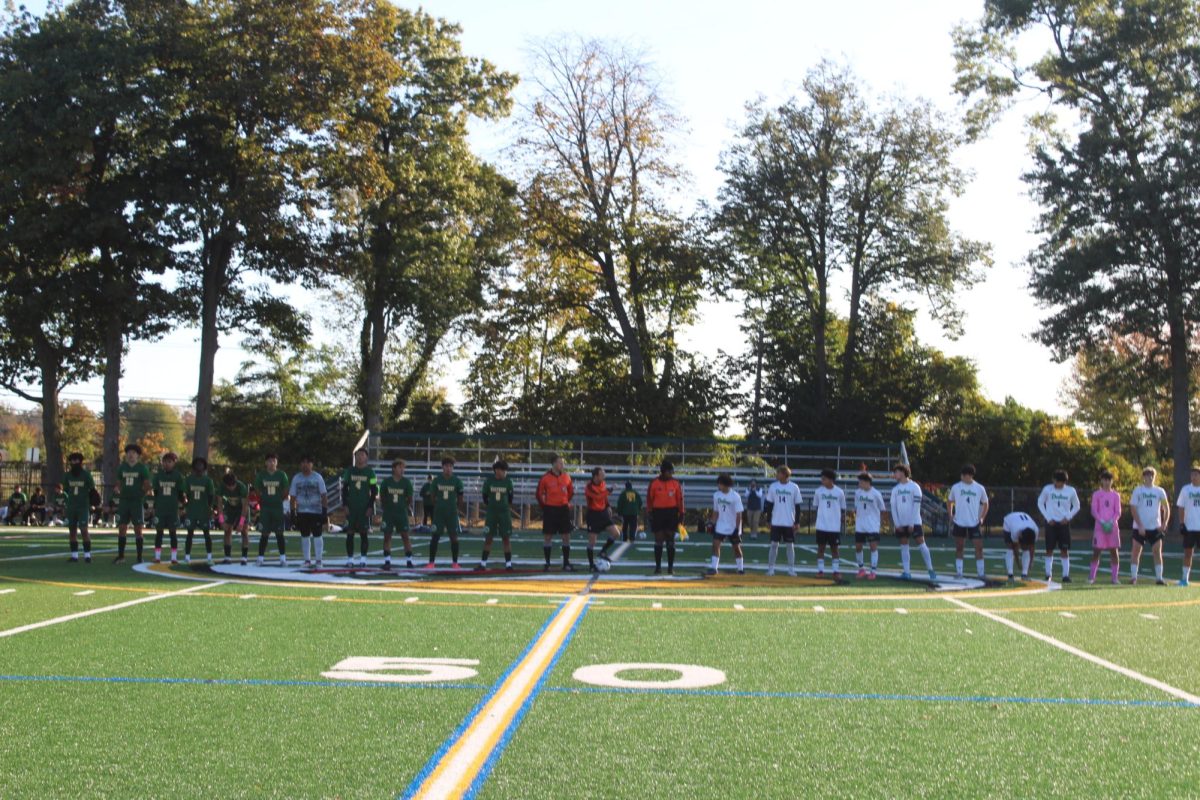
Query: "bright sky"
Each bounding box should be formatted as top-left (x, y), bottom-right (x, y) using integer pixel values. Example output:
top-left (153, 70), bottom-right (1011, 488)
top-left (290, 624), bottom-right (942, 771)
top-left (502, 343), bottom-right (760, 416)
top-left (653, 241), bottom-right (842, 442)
top-left (7, 0), bottom-right (1073, 427)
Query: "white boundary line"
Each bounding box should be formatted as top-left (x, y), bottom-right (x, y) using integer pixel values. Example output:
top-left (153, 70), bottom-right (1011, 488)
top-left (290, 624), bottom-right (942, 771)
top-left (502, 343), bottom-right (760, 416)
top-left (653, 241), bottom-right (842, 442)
top-left (0, 549), bottom-right (118, 562)
top-left (944, 595), bottom-right (1200, 706)
top-left (0, 580), bottom-right (227, 639)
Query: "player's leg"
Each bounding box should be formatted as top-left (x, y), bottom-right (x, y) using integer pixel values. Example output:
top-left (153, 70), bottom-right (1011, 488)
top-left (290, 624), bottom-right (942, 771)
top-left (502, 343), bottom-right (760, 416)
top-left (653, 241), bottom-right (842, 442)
top-left (708, 532), bottom-right (722, 575)
top-left (586, 527), bottom-right (599, 571)
top-left (1130, 536), bottom-right (1143, 584)
top-left (67, 520), bottom-right (79, 562)
top-left (652, 510), bottom-right (667, 574)
top-left (154, 525), bottom-right (165, 562)
top-left (239, 520), bottom-right (250, 565)
top-left (868, 537), bottom-right (879, 577)
top-left (664, 512), bottom-right (677, 575)
top-left (731, 533), bottom-right (745, 574)
top-left (477, 526), bottom-right (494, 571)
top-left (1181, 532), bottom-right (1194, 586)
top-left (359, 515), bottom-right (370, 567)
top-left (382, 523), bottom-right (394, 569)
top-left (449, 521), bottom-right (461, 568)
top-left (222, 522), bottom-right (233, 564)
top-left (766, 526), bottom-right (780, 576)
top-left (184, 523), bottom-right (194, 564)
top-left (80, 516), bottom-right (91, 562)
top-left (202, 524), bottom-right (214, 564)
top-left (1107, 547), bottom-right (1120, 584)
top-left (600, 522), bottom-right (619, 561)
top-left (399, 528), bottom-right (414, 568)
top-left (897, 530), bottom-right (911, 577)
top-left (1004, 539), bottom-right (1016, 581)
top-left (300, 519), bottom-right (312, 567)
top-left (913, 529), bottom-right (936, 579)
top-left (829, 535), bottom-right (841, 578)
top-left (1045, 528), bottom-right (1057, 581)
top-left (344, 517), bottom-right (356, 564)
top-left (1059, 541), bottom-right (1072, 583)
top-left (541, 510), bottom-right (554, 570)
top-left (256, 513), bottom-right (272, 565)
top-left (971, 531), bottom-right (984, 578)
top-left (855, 535), bottom-right (866, 578)
top-left (953, 527), bottom-right (966, 578)
top-left (784, 527), bottom-right (796, 576)
top-left (1089, 543), bottom-right (1101, 584)
top-left (1152, 536), bottom-right (1165, 584)
top-left (114, 503), bottom-right (129, 563)
top-left (500, 522), bottom-right (513, 570)
top-left (427, 516), bottom-right (442, 568)
top-left (560, 529), bottom-right (573, 571)
top-left (815, 535), bottom-right (827, 576)
top-left (132, 518), bottom-right (145, 563)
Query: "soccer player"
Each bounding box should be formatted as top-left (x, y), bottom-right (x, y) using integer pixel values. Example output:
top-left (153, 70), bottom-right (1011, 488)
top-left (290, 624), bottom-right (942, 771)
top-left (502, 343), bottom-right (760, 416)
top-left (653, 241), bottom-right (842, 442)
top-left (63, 452), bottom-right (95, 563)
top-left (419, 475), bottom-right (435, 529)
top-left (427, 457), bottom-right (464, 569)
top-left (583, 467), bottom-right (620, 572)
top-left (764, 465), bottom-right (803, 577)
top-left (380, 458), bottom-right (415, 570)
top-left (646, 461), bottom-right (685, 576)
top-left (478, 460), bottom-right (515, 571)
top-left (745, 480), bottom-right (764, 540)
top-left (1037, 469), bottom-right (1080, 583)
top-left (812, 468), bottom-right (846, 578)
top-left (289, 456), bottom-right (328, 568)
top-left (616, 481), bottom-right (642, 542)
top-left (708, 474), bottom-right (744, 575)
top-left (183, 457), bottom-right (217, 565)
top-left (150, 452), bottom-right (185, 564)
top-left (1089, 470), bottom-right (1121, 585)
top-left (948, 465), bottom-right (989, 580)
top-left (1177, 466), bottom-right (1200, 587)
top-left (219, 472), bottom-right (249, 565)
top-left (254, 453), bottom-right (289, 567)
top-left (1002, 510), bottom-right (1038, 584)
top-left (1129, 467), bottom-right (1169, 585)
top-left (342, 447), bottom-right (377, 568)
top-left (853, 473), bottom-right (885, 580)
top-left (890, 464), bottom-right (936, 580)
top-left (114, 443), bottom-right (152, 564)
top-left (536, 454), bottom-right (575, 572)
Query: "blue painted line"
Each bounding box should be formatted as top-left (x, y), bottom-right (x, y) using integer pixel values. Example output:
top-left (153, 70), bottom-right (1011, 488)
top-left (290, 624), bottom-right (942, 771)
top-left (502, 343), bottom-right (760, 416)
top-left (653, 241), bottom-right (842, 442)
top-left (0, 673), bottom-right (485, 691)
top-left (463, 599), bottom-right (590, 800)
top-left (398, 599), bottom-right (568, 800)
top-left (543, 685), bottom-right (1199, 709)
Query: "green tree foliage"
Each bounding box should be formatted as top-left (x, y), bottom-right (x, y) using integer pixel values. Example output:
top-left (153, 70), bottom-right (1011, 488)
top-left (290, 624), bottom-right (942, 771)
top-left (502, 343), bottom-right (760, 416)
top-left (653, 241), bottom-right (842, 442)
top-left (120, 400), bottom-right (186, 459)
top-left (955, 0), bottom-right (1200, 498)
top-left (60, 402), bottom-right (103, 465)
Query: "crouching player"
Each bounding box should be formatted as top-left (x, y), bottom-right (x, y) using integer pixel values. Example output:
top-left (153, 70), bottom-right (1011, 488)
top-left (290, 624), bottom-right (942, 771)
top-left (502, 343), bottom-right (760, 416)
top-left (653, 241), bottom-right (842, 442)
top-left (1176, 466), bottom-right (1200, 587)
top-left (478, 460), bottom-right (514, 571)
top-left (219, 472), bottom-right (249, 565)
top-left (254, 453), bottom-right (289, 567)
top-left (890, 464), bottom-right (936, 580)
top-left (584, 467), bottom-right (620, 572)
top-left (1002, 510), bottom-right (1038, 584)
top-left (1089, 470), bottom-right (1121, 585)
top-left (64, 452), bottom-right (95, 563)
top-left (1129, 467), bottom-right (1169, 585)
top-left (853, 473), bottom-right (884, 580)
top-left (380, 459), bottom-right (414, 570)
top-left (708, 474), bottom-right (744, 575)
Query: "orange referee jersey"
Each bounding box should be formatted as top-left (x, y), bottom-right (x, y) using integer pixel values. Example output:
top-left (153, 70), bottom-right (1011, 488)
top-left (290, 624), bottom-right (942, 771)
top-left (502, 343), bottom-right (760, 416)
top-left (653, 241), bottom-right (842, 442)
top-left (584, 481), bottom-right (610, 512)
top-left (647, 477), bottom-right (684, 513)
top-left (537, 471), bottom-right (574, 507)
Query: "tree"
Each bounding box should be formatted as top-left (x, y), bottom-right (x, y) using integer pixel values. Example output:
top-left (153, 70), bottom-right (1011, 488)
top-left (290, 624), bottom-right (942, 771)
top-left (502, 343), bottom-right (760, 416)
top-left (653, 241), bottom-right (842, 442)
top-left (326, 7), bottom-right (518, 433)
top-left (121, 400), bottom-right (186, 459)
top-left (717, 61), bottom-right (988, 427)
top-left (60, 402), bottom-right (103, 464)
top-left (955, 0), bottom-right (1200, 502)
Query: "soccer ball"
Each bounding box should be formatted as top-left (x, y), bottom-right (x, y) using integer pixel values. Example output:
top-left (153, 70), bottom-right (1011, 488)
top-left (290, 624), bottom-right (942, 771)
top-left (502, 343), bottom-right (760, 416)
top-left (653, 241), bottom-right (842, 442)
top-left (636, 530), bottom-right (647, 540)
top-left (597, 557), bottom-right (612, 572)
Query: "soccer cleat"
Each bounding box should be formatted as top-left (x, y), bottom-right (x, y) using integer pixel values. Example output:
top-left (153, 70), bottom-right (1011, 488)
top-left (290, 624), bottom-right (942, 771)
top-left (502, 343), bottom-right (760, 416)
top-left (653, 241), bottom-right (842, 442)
top-left (256, 557), bottom-right (264, 567)
top-left (653, 567), bottom-right (662, 575)
top-left (868, 571), bottom-right (877, 581)
top-left (382, 560), bottom-right (391, 571)
top-left (240, 558), bottom-right (247, 566)
top-left (206, 556), bottom-right (214, 565)
top-left (1045, 575), bottom-right (1052, 582)
top-left (505, 564), bottom-right (514, 572)
top-left (474, 563), bottom-right (486, 572)
top-left (425, 562), bottom-right (436, 570)
top-left (1061, 576), bottom-right (1072, 583)
top-left (928, 570), bottom-right (938, 581)
top-left (83, 555), bottom-right (91, 563)
top-left (1131, 576), bottom-right (1138, 585)
top-left (765, 568), bottom-right (775, 577)
top-left (666, 568), bottom-right (674, 576)
top-left (451, 563), bottom-right (461, 570)
top-left (1156, 579), bottom-right (1167, 586)
top-left (562, 563), bottom-right (576, 572)
top-left (900, 571), bottom-right (911, 580)
top-left (1111, 577), bottom-right (1120, 585)
top-left (543, 564), bottom-right (551, 572)
top-left (113, 555), bottom-right (125, 565)
top-left (736, 568), bottom-right (745, 575)
top-left (279, 556), bottom-right (287, 567)
top-left (1006, 577), bottom-right (1016, 587)
top-left (1020, 574), bottom-right (1029, 581)
top-left (221, 558), bottom-right (230, 565)
top-left (706, 568), bottom-right (717, 576)
top-left (345, 559), bottom-right (354, 568)
top-left (184, 555), bottom-right (191, 565)
top-left (832, 571), bottom-right (841, 580)
top-left (315, 560), bottom-right (323, 569)
top-left (153, 556), bottom-right (161, 564)
top-left (786, 568), bottom-right (796, 577)
top-left (1179, 578), bottom-right (1190, 588)
top-left (856, 568), bottom-right (866, 579)
top-left (405, 560), bottom-right (415, 569)
top-left (303, 560), bottom-right (312, 568)
top-left (955, 573), bottom-right (964, 580)
top-left (816, 570), bottom-right (823, 578)
top-left (67, 556), bottom-right (78, 563)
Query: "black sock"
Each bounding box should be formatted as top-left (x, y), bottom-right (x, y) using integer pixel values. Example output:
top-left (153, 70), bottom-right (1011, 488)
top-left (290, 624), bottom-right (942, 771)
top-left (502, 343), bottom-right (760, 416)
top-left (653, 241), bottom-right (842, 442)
top-left (155, 529), bottom-right (164, 549)
top-left (383, 549), bottom-right (391, 560)
top-left (258, 532), bottom-right (270, 556)
top-left (360, 532), bottom-right (369, 557)
top-left (601, 537), bottom-right (615, 556)
top-left (654, 542), bottom-right (663, 568)
top-left (203, 531), bottom-right (212, 554)
top-left (481, 549), bottom-right (491, 563)
top-left (543, 545), bottom-right (552, 565)
top-left (83, 538), bottom-right (91, 554)
top-left (504, 549), bottom-right (512, 563)
top-left (404, 550), bottom-right (413, 562)
top-left (70, 539), bottom-right (78, 554)
top-left (241, 545), bottom-right (248, 559)
top-left (562, 545), bottom-right (570, 565)
top-left (345, 533), bottom-right (354, 557)
top-left (429, 535), bottom-right (440, 563)
top-left (587, 547), bottom-right (595, 567)
top-left (667, 544), bottom-right (676, 570)
top-left (185, 531), bottom-right (193, 555)
top-left (117, 535), bottom-right (127, 557)
top-left (450, 540), bottom-right (460, 563)
top-left (169, 527), bottom-right (178, 550)
top-left (275, 532), bottom-right (286, 555)
top-left (223, 542), bottom-right (231, 558)
top-left (135, 537), bottom-right (143, 561)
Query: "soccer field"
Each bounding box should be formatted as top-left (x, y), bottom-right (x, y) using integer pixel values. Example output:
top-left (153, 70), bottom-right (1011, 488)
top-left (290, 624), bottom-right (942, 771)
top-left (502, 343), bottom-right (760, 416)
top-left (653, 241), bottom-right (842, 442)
top-left (1, 527), bottom-right (1198, 799)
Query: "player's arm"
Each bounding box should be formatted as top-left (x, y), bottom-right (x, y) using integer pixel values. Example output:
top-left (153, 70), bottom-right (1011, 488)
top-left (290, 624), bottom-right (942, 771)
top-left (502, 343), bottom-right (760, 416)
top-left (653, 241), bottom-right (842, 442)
top-left (978, 495), bottom-right (989, 525)
top-left (1129, 495), bottom-right (1143, 532)
top-left (1160, 492), bottom-right (1170, 530)
top-left (1036, 486), bottom-right (1050, 521)
top-left (1068, 489), bottom-right (1081, 520)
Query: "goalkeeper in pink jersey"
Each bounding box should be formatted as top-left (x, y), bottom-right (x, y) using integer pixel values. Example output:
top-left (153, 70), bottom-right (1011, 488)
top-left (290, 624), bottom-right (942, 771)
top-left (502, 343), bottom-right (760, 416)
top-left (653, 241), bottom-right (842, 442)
top-left (1088, 470), bottom-right (1122, 585)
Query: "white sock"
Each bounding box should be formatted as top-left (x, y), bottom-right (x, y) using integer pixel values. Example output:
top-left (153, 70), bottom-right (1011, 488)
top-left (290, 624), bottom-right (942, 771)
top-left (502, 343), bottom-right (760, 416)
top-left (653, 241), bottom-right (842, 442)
top-left (1155, 562), bottom-right (1163, 580)
top-left (870, 550), bottom-right (878, 570)
top-left (735, 557), bottom-right (744, 569)
top-left (710, 555), bottom-right (719, 570)
top-left (154, 547), bottom-right (161, 558)
top-left (955, 558), bottom-right (963, 576)
top-left (1045, 556), bottom-right (1054, 577)
top-left (819, 556), bottom-right (827, 572)
top-left (1061, 556), bottom-right (1070, 577)
top-left (768, 542), bottom-right (778, 568)
top-left (170, 548), bottom-right (177, 558)
top-left (1184, 566), bottom-right (1192, 582)
top-left (1021, 551), bottom-right (1031, 576)
top-left (301, 536), bottom-right (310, 561)
top-left (856, 550), bottom-right (864, 568)
top-left (1131, 563), bottom-right (1139, 579)
top-left (786, 544), bottom-right (796, 568)
top-left (919, 543), bottom-right (933, 571)
top-left (900, 544), bottom-right (911, 572)
top-left (1004, 551), bottom-right (1014, 575)
top-left (314, 537), bottom-right (324, 561)
top-left (976, 558), bottom-right (985, 578)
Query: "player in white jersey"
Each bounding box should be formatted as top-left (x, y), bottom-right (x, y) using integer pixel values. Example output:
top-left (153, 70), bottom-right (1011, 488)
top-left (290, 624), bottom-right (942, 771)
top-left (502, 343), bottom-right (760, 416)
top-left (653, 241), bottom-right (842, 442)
top-left (1175, 466), bottom-right (1200, 587)
top-left (1037, 469), bottom-right (1081, 583)
top-left (707, 474), bottom-right (744, 576)
top-left (853, 473), bottom-right (885, 580)
top-left (1002, 511), bottom-right (1038, 584)
top-left (947, 464), bottom-right (989, 580)
top-left (890, 464), bottom-right (936, 581)
top-left (1129, 467), bottom-right (1169, 585)
top-left (763, 465), bottom-right (803, 577)
top-left (812, 468), bottom-right (847, 579)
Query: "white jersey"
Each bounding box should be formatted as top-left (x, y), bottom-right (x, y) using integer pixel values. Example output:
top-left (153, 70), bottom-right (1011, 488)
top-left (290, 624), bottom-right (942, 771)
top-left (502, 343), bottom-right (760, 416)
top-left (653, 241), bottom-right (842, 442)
top-left (766, 481), bottom-right (803, 527)
top-left (812, 485), bottom-right (846, 532)
top-left (1003, 511), bottom-right (1039, 543)
top-left (289, 472), bottom-right (328, 514)
top-left (1037, 484), bottom-right (1080, 523)
top-left (1178, 484), bottom-right (1200, 531)
top-left (854, 488), bottom-right (885, 533)
top-left (948, 481), bottom-right (988, 528)
top-left (1130, 485), bottom-right (1169, 531)
top-left (889, 481), bottom-right (923, 528)
top-left (712, 489), bottom-right (744, 535)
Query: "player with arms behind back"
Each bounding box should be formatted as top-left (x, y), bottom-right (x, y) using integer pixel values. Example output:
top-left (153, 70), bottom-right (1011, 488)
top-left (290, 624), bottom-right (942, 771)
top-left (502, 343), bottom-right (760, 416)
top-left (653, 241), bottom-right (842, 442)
top-left (219, 472), bottom-right (249, 565)
top-left (151, 452), bottom-right (185, 565)
top-left (343, 448), bottom-right (378, 568)
top-left (183, 457), bottom-right (216, 565)
top-left (647, 461), bottom-right (685, 576)
top-left (289, 456), bottom-right (328, 568)
top-left (948, 465), bottom-right (989, 580)
top-left (114, 443), bottom-right (152, 564)
top-left (537, 455), bottom-right (575, 572)
top-left (1037, 469), bottom-right (1080, 583)
top-left (708, 474), bottom-right (744, 575)
top-left (764, 465), bottom-right (803, 577)
top-left (1129, 467), bottom-right (1169, 585)
top-left (427, 457), bottom-right (465, 569)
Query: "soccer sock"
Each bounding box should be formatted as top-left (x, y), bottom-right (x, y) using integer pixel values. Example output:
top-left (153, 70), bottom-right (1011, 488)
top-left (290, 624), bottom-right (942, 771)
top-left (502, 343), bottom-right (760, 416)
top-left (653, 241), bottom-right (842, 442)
top-left (203, 531), bottom-right (212, 555)
top-left (1155, 562), bottom-right (1163, 581)
top-left (856, 550), bottom-right (864, 568)
top-left (1131, 562), bottom-right (1140, 580)
top-left (587, 547), bottom-right (595, 568)
top-left (976, 558), bottom-right (985, 578)
top-left (954, 558), bottom-right (963, 576)
top-left (543, 545), bottom-right (552, 566)
top-left (654, 542), bottom-right (663, 569)
top-left (870, 550), bottom-right (878, 570)
top-left (275, 532), bottom-right (286, 555)
top-left (241, 543), bottom-right (248, 560)
top-left (429, 535), bottom-right (441, 563)
top-left (169, 527), bottom-right (178, 550)
top-left (83, 538), bottom-right (91, 555)
top-left (1184, 566), bottom-right (1192, 582)
top-left (117, 535), bottom-right (126, 557)
top-left (301, 536), bottom-right (311, 561)
top-left (259, 532), bottom-right (270, 556)
top-left (70, 539), bottom-right (78, 555)
top-left (451, 539), bottom-right (460, 564)
top-left (666, 543), bottom-right (676, 570)
top-left (900, 544), bottom-right (911, 572)
top-left (135, 536), bottom-right (144, 561)
top-left (1021, 551), bottom-right (1031, 576)
top-left (345, 533), bottom-right (355, 557)
top-left (735, 557), bottom-right (744, 569)
top-left (1089, 560), bottom-right (1099, 581)
top-left (560, 545), bottom-right (569, 566)
top-left (185, 531), bottom-right (193, 556)
top-left (155, 529), bottom-right (164, 549)
top-left (767, 542), bottom-right (778, 568)
top-left (1061, 556), bottom-right (1070, 578)
top-left (710, 554), bottom-right (719, 570)
top-left (819, 556), bottom-right (827, 573)
top-left (1110, 563), bottom-right (1119, 582)
top-left (223, 541), bottom-right (231, 558)
top-left (786, 543), bottom-right (795, 569)
top-left (601, 537), bottom-right (615, 556)
top-left (1004, 551), bottom-right (1014, 576)
top-left (1045, 556), bottom-right (1054, 578)
top-left (503, 549), bottom-right (511, 565)
top-left (313, 535), bottom-right (324, 562)
top-left (919, 543), bottom-right (933, 571)
top-left (360, 532), bottom-right (369, 558)
top-left (480, 548), bottom-right (491, 565)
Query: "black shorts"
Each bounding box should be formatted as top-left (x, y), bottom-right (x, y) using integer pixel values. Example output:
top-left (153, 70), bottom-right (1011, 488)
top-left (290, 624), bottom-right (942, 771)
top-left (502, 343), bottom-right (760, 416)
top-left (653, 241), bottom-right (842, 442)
top-left (713, 530), bottom-right (742, 544)
top-left (953, 524), bottom-right (982, 540)
top-left (1045, 522), bottom-right (1071, 551)
top-left (542, 505), bottom-right (573, 536)
top-left (1183, 528), bottom-right (1200, 550)
top-left (815, 530), bottom-right (841, 547)
top-left (894, 524), bottom-right (924, 540)
top-left (854, 532), bottom-right (880, 544)
top-left (1012, 529), bottom-right (1036, 547)
top-left (296, 512), bottom-right (324, 537)
top-left (769, 525), bottom-right (795, 543)
top-left (1133, 529), bottom-right (1164, 546)
top-left (650, 508), bottom-right (679, 534)
top-left (586, 509), bottom-right (615, 534)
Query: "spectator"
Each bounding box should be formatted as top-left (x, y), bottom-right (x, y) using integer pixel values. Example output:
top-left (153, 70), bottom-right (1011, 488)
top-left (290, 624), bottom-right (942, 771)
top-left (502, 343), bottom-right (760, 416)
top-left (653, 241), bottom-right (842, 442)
top-left (6, 485), bottom-right (27, 525)
top-left (28, 487), bottom-right (47, 525)
top-left (89, 487), bottom-right (103, 527)
top-left (744, 480), bottom-right (764, 540)
top-left (51, 483), bottom-right (67, 524)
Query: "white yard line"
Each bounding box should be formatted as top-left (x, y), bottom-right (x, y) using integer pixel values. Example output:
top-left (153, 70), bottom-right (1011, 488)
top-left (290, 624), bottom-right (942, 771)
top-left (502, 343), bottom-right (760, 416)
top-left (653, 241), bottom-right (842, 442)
top-left (0, 581), bottom-right (226, 639)
top-left (0, 549), bottom-right (118, 562)
top-left (944, 595), bottom-right (1200, 706)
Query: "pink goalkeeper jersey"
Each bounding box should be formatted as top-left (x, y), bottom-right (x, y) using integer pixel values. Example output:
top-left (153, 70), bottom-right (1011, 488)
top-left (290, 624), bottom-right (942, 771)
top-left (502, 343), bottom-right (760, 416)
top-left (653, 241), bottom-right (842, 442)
top-left (1091, 489), bottom-right (1121, 534)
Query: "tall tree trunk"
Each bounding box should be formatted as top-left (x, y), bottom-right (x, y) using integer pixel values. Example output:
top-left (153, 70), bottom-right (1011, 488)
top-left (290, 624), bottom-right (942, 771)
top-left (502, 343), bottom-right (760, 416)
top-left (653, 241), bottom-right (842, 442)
top-left (33, 335), bottom-right (63, 489)
top-left (812, 268), bottom-right (829, 424)
top-left (388, 334), bottom-right (440, 423)
top-left (843, 279), bottom-right (863, 400)
top-left (362, 298), bottom-right (386, 432)
top-left (750, 323), bottom-right (764, 441)
top-left (600, 253), bottom-right (646, 383)
top-left (192, 239), bottom-right (230, 460)
top-left (102, 311), bottom-right (122, 502)
top-left (1168, 300), bottom-right (1193, 522)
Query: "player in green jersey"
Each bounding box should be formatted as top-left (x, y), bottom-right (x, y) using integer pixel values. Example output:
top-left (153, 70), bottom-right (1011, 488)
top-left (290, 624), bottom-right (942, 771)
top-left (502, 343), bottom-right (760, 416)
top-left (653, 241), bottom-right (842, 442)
top-left (477, 460), bottom-right (516, 571)
top-left (379, 458), bottom-right (415, 570)
top-left (254, 453), bottom-right (289, 567)
top-left (427, 457), bottom-right (464, 569)
top-left (114, 443), bottom-right (152, 564)
top-left (63, 452), bottom-right (96, 562)
top-left (342, 447), bottom-right (378, 568)
top-left (151, 452), bottom-right (186, 564)
top-left (183, 457), bottom-right (217, 565)
top-left (219, 472), bottom-right (249, 565)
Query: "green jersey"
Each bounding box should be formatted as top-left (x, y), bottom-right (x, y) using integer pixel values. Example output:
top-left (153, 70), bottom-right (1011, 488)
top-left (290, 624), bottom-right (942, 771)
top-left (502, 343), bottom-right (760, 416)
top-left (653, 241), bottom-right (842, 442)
top-left (184, 475), bottom-right (216, 520)
top-left (53, 491), bottom-right (67, 509)
top-left (254, 470), bottom-right (289, 514)
top-left (380, 476), bottom-right (414, 519)
top-left (63, 469), bottom-right (95, 513)
top-left (151, 469), bottom-right (185, 516)
top-left (616, 488), bottom-right (642, 517)
top-left (8, 490), bottom-right (26, 506)
top-left (482, 477), bottom-right (514, 513)
top-left (220, 480), bottom-right (248, 517)
top-left (343, 466), bottom-right (377, 510)
top-left (117, 462), bottom-right (151, 501)
top-left (431, 475), bottom-right (464, 514)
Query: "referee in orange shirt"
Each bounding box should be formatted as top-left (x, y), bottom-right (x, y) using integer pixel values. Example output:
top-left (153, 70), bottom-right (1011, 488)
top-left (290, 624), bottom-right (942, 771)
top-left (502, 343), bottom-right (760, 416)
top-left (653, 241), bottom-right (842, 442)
top-left (647, 461), bottom-right (685, 575)
top-left (537, 454), bottom-right (576, 572)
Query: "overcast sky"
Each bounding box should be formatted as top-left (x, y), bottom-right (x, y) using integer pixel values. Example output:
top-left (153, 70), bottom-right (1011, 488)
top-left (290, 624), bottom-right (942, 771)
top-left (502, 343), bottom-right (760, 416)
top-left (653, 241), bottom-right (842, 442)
top-left (4, 0), bottom-right (1074, 430)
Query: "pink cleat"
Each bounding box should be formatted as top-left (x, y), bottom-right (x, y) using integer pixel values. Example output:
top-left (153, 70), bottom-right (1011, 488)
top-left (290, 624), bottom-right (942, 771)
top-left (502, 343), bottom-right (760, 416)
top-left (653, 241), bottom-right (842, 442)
top-left (856, 568), bottom-right (867, 579)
